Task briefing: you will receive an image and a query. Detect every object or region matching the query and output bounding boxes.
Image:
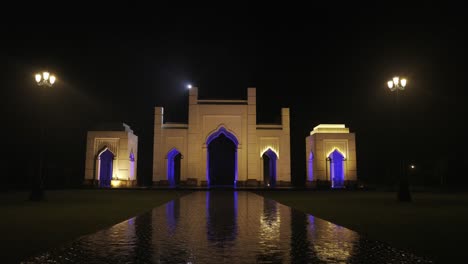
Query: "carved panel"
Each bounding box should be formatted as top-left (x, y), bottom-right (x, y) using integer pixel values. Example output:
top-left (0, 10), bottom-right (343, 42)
top-left (95, 138), bottom-right (120, 158)
top-left (203, 115), bottom-right (242, 143)
top-left (323, 140), bottom-right (348, 159)
top-left (259, 137), bottom-right (280, 158)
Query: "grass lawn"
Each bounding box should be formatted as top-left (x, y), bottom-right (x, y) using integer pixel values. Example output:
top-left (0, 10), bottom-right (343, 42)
top-left (0, 189), bottom-right (191, 263)
top-left (255, 190), bottom-right (468, 263)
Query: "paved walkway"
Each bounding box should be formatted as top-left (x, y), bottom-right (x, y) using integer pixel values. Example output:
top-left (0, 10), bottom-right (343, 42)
top-left (23, 191), bottom-right (432, 263)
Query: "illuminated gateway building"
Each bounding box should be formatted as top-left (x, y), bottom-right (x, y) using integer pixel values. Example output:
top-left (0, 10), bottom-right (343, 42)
top-left (152, 87), bottom-right (291, 187)
top-left (152, 87), bottom-right (357, 187)
top-left (84, 87), bottom-right (357, 188)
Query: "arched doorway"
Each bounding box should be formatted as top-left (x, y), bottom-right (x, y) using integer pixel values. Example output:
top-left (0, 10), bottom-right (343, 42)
top-left (98, 148), bottom-right (114, 188)
top-left (129, 151), bottom-right (135, 181)
top-left (308, 152), bottom-right (314, 181)
top-left (207, 127), bottom-right (238, 187)
top-left (329, 149), bottom-right (345, 188)
top-left (262, 149), bottom-right (278, 187)
top-left (167, 148), bottom-right (182, 187)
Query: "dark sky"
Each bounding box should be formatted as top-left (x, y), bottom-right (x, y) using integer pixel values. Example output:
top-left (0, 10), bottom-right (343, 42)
top-left (3, 7), bottom-right (468, 188)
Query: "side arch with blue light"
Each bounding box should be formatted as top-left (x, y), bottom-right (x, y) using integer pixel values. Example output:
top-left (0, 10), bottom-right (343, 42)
top-left (166, 148), bottom-right (182, 187)
top-left (308, 151), bottom-right (314, 182)
top-left (129, 150), bottom-right (135, 181)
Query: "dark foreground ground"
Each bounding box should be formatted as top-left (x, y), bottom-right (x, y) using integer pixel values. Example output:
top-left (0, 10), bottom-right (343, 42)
top-left (255, 190), bottom-right (468, 263)
top-left (1, 189), bottom-right (466, 263)
top-left (0, 189), bottom-right (191, 263)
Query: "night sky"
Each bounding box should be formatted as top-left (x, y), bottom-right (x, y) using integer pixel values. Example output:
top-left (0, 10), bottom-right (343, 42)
top-left (3, 7), bottom-right (468, 188)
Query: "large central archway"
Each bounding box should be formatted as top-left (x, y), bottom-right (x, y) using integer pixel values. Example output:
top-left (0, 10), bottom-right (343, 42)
top-left (206, 127), bottom-right (238, 187)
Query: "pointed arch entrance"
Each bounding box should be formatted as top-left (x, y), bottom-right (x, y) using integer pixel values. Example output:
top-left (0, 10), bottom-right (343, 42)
top-left (167, 148), bottom-right (182, 187)
top-left (206, 127), bottom-right (238, 187)
top-left (98, 148), bottom-right (114, 188)
top-left (129, 151), bottom-right (135, 181)
top-left (329, 149), bottom-right (345, 188)
top-left (308, 152), bottom-right (314, 182)
top-left (262, 149), bottom-right (278, 187)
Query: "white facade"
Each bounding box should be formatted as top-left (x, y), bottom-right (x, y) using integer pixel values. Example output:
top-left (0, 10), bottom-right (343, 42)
top-left (305, 124), bottom-right (357, 188)
top-left (84, 123), bottom-right (138, 187)
top-left (152, 87), bottom-right (291, 187)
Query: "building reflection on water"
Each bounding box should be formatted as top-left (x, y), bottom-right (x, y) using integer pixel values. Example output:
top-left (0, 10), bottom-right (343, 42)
top-left (256, 198), bottom-right (284, 263)
top-left (206, 191), bottom-right (238, 245)
top-left (307, 214), bottom-right (358, 263)
top-left (25, 191), bottom-right (432, 264)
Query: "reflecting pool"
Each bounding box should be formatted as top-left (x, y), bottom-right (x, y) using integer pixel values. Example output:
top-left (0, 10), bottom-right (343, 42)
top-left (23, 191), bottom-right (432, 263)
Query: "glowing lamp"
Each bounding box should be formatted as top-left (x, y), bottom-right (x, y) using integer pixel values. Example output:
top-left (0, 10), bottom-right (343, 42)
top-left (387, 76), bottom-right (407, 91)
top-left (401, 78), bottom-right (407, 87)
top-left (35, 71), bottom-right (56, 87)
top-left (111, 180), bottom-right (122, 188)
top-left (43, 71), bottom-right (50, 80)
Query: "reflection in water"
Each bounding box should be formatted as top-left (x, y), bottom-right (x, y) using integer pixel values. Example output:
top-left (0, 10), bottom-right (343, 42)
top-left (166, 199), bottom-right (180, 235)
top-left (290, 209), bottom-right (320, 264)
top-left (24, 192), bottom-right (433, 264)
top-left (133, 213), bottom-right (154, 263)
top-left (257, 198), bottom-right (284, 263)
top-left (307, 215), bottom-right (358, 263)
top-left (206, 191), bottom-right (238, 245)
top-left (158, 198), bottom-right (189, 263)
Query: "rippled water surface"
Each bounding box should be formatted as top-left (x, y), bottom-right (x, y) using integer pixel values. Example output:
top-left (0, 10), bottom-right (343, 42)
top-left (23, 191), bottom-right (432, 263)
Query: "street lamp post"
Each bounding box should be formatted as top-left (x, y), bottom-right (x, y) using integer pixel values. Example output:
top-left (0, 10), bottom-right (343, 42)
top-left (387, 76), bottom-right (411, 202)
top-left (29, 71), bottom-right (56, 201)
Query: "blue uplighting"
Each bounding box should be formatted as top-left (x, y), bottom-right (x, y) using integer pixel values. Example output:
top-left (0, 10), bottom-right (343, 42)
top-left (167, 148), bottom-right (181, 187)
top-left (99, 148), bottom-right (114, 188)
top-left (329, 149), bottom-right (345, 188)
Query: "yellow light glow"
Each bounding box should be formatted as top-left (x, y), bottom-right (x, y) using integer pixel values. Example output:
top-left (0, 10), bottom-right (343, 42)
top-left (310, 221), bottom-right (358, 263)
top-left (260, 147), bottom-right (279, 158)
top-left (326, 148), bottom-right (346, 159)
top-left (35, 74), bottom-right (42, 83)
top-left (111, 180), bottom-right (122, 188)
top-left (410, 164), bottom-right (415, 169)
top-left (259, 210), bottom-right (281, 241)
top-left (49, 75), bottom-right (56, 84)
top-left (310, 124), bottom-right (349, 135)
top-left (392, 76), bottom-right (399, 86)
top-left (401, 78), bottom-right (407, 87)
top-left (387, 80), bottom-right (394, 89)
top-left (43, 71), bottom-right (50, 80)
